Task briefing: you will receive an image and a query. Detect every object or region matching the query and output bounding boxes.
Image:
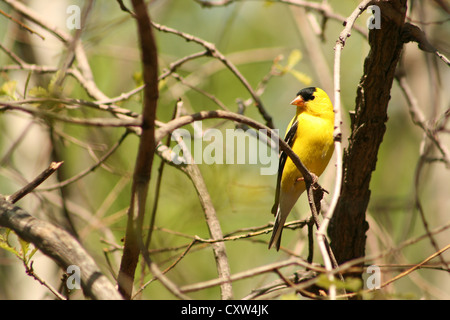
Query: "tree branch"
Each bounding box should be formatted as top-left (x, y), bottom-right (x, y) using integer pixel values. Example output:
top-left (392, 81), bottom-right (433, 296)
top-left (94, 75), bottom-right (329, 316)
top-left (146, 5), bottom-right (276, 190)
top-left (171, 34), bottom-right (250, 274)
top-left (0, 196), bottom-right (122, 300)
top-left (7, 161), bottom-right (63, 203)
top-left (329, 0), bottom-right (408, 287)
top-left (150, 21), bottom-right (274, 128)
top-left (117, 0), bottom-right (159, 300)
top-left (317, 0), bottom-right (374, 300)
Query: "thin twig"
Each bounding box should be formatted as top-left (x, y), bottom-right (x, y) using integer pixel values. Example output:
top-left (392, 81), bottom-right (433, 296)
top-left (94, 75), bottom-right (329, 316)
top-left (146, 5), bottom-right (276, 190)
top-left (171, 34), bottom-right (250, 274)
top-left (334, 222), bottom-right (450, 283)
top-left (144, 101), bottom-right (181, 250)
top-left (0, 102), bottom-right (140, 127)
top-left (180, 257), bottom-right (312, 293)
top-left (151, 21), bottom-right (274, 128)
top-left (195, 0), bottom-right (369, 37)
top-left (7, 161), bottom-right (63, 203)
top-left (381, 244), bottom-right (450, 287)
top-left (170, 73), bottom-right (231, 111)
top-left (0, 7), bottom-right (45, 40)
top-left (170, 101), bottom-right (234, 299)
top-left (396, 72), bottom-right (450, 167)
top-left (37, 131), bottom-right (130, 191)
top-left (133, 239), bottom-right (197, 299)
top-left (159, 50), bottom-right (211, 81)
top-left (0, 42), bottom-right (27, 67)
top-left (23, 261), bottom-right (66, 300)
top-left (316, 0), bottom-right (373, 300)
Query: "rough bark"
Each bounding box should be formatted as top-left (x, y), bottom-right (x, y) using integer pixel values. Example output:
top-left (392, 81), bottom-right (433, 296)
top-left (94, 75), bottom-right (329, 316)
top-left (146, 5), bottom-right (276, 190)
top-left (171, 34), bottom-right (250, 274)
top-left (329, 0), bottom-right (408, 276)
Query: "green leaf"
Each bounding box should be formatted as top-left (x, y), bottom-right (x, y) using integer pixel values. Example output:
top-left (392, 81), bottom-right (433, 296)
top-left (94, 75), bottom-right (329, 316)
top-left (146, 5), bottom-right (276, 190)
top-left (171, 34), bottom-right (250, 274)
top-left (48, 71), bottom-right (63, 96)
top-left (0, 230), bottom-right (37, 264)
top-left (0, 231), bottom-right (21, 258)
top-left (0, 240), bottom-right (21, 257)
top-left (27, 247), bottom-right (39, 262)
top-left (133, 71), bottom-right (143, 86)
top-left (289, 69), bottom-right (312, 85)
top-left (273, 50), bottom-right (312, 85)
top-left (280, 293), bottom-right (299, 300)
top-left (27, 86), bottom-right (62, 111)
top-left (0, 80), bottom-right (18, 100)
top-left (18, 237), bottom-right (30, 260)
top-left (158, 78), bottom-right (167, 91)
top-left (343, 277), bottom-right (363, 292)
top-left (315, 274), bottom-right (363, 292)
top-left (28, 86), bottom-right (50, 98)
top-left (286, 49), bottom-right (302, 69)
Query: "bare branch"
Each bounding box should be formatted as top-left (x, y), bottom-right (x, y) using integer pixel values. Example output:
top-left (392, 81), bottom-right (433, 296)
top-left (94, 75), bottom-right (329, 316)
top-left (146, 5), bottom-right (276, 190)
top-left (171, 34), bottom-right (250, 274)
top-left (0, 102), bottom-right (140, 127)
top-left (180, 257), bottom-right (312, 293)
top-left (151, 21), bottom-right (274, 128)
top-left (7, 161), bottom-right (63, 203)
top-left (118, 0), bottom-right (161, 300)
top-left (37, 131), bottom-right (130, 191)
top-left (401, 22), bottom-right (450, 66)
top-left (155, 109), bottom-right (315, 186)
top-left (0, 7), bottom-right (45, 40)
top-left (316, 0), bottom-right (374, 300)
top-left (0, 196), bottom-right (122, 300)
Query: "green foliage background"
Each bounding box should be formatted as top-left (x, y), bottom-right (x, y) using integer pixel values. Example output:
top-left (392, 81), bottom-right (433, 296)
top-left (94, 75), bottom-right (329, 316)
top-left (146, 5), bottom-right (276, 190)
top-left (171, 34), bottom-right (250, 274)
top-left (0, 0), bottom-right (448, 299)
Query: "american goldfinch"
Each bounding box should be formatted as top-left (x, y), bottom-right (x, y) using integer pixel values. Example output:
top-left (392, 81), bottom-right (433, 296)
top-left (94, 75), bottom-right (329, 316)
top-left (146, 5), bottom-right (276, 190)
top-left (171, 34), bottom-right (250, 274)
top-left (269, 87), bottom-right (335, 251)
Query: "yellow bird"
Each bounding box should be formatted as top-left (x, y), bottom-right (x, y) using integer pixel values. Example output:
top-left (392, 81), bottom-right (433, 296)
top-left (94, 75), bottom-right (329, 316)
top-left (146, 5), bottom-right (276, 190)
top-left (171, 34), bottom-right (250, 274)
top-left (269, 87), bottom-right (335, 251)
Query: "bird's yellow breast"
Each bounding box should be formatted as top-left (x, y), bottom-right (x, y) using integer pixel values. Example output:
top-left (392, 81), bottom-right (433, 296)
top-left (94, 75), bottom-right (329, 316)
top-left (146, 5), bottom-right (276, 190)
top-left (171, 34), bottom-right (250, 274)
top-left (281, 112), bottom-right (334, 193)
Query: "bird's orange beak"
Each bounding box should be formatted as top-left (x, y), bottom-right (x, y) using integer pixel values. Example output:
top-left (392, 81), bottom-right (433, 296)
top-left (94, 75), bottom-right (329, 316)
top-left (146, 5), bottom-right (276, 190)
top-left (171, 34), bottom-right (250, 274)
top-left (290, 95), bottom-right (304, 107)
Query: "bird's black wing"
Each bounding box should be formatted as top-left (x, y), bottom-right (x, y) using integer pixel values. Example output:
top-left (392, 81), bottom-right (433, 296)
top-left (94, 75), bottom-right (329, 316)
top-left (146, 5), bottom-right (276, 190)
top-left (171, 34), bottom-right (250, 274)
top-left (271, 119), bottom-right (298, 215)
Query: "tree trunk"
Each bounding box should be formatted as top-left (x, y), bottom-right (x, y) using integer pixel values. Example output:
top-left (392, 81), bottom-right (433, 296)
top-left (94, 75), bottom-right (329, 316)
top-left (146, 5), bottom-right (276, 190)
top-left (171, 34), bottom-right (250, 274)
top-left (329, 0), bottom-right (408, 280)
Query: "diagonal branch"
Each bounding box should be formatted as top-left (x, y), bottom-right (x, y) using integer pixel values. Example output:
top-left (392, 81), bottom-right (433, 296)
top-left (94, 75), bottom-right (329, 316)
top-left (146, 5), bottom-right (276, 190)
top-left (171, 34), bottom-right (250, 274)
top-left (150, 21), bottom-right (274, 129)
top-left (0, 196), bottom-right (122, 300)
top-left (7, 161), bottom-right (63, 203)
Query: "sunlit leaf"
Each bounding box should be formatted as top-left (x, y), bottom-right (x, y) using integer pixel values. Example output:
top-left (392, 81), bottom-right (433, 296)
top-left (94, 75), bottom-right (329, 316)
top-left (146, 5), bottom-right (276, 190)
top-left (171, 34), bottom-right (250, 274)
top-left (158, 78), bottom-right (167, 91)
top-left (27, 247), bottom-right (39, 262)
top-left (133, 71), bottom-right (143, 86)
top-left (0, 81), bottom-right (17, 100)
top-left (28, 86), bottom-right (49, 98)
top-left (48, 71), bottom-right (64, 96)
top-left (280, 293), bottom-right (299, 300)
top-left (0, 231), bottom-right (21, 258)
top-left (0, 240), bottom-right (21, 257)
top-left (287, 49), bottom-right (303, 69)
top-left (315, 274), bottom-right (363, 292)
top-left (289, 69), bottom-right (312, 85)
top-left (18, 237), bottom-right (30, 260)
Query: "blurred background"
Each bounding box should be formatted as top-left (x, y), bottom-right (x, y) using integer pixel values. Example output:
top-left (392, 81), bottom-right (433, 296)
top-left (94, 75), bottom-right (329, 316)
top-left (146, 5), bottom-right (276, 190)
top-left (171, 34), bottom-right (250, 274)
top-left (0, 0), bottom-right (448, 299)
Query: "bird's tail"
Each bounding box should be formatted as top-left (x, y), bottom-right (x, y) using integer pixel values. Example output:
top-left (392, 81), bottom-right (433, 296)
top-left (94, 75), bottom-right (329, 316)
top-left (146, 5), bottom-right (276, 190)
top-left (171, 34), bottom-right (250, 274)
top-left (268, 208), bottom-right (287, 251)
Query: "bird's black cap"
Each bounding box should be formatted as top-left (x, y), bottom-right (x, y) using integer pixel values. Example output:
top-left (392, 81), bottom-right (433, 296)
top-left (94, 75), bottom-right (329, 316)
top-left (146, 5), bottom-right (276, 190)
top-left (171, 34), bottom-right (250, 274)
top-left (296, 87), bottom-right (316, 102)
